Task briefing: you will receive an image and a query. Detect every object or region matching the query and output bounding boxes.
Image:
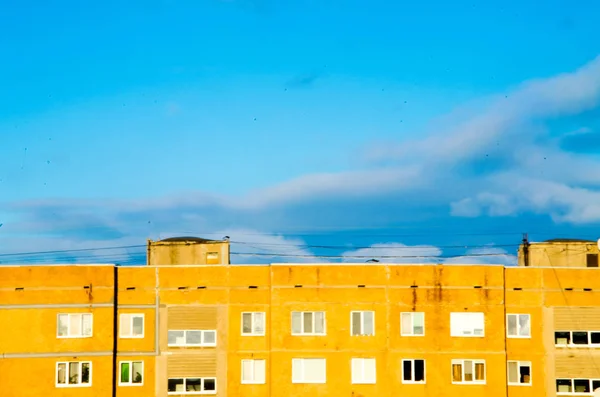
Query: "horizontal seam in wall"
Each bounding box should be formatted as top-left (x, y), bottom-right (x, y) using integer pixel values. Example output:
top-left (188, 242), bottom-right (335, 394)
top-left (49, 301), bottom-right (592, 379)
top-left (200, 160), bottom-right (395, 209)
top-left (0, 351), bottom-right (157, 359)
top-left (0, 304), bottom-right (156, 309)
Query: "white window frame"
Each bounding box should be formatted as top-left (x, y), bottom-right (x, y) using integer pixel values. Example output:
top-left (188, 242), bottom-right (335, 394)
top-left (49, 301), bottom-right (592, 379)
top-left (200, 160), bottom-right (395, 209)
top-left (241, 312), bottom-right (266, 336)
top-left (291, 311), bottom-right (326, 336)
top-left (450, 312), bottom-right (485, 337)
top-left (554, 330), bottom-right (600, 347)
top-left (120, 313), bottom-right (145, 338)
top-left (400, 312), bottom-right (425, 336)
top-left (167, 377), bottom-right (217, 394)
top-left (118, 361), bottom-right (144, 386)
top-left (556, 378), bottom-right (600, 395)
top-left (56, 361), bottom-right (92, 387)
top-left (57, 313), bottom-right (93, 338)
top-left (401, 359), bottom-right (426, 384)
top-left (167, 330), bottom-right (217, 347)
top-left (351, 358), bottom-right (376, 384)
top-left (241, 359), bottom-right (266, 384)
top-left (291, 358), bottom-right (326, 384)
top-left (350, 311), bottom-right (375, 336)
top-left (507, 361), bottom-right (531, 386)
top-left (451, 359), bottom-right (486, 384)
top-left (506, 314), bottom-right (531, 338)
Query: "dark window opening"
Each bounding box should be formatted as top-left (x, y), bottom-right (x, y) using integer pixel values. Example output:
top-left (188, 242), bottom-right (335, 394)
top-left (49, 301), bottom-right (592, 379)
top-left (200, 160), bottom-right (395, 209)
top-left (204, 378), bottom-right (216, 391)
top-left (402, 360), bottom-right (412, 381)
top-left (573, 332), bottom-right (588, 345)
top-left (519, 365), bottom-right (530, 384)
top-left (557, 379), bottom-right (572, 392)
top-left (555, 331), bottom-right (570, 344)
top-left (574, 379), bottom-right (590, 393)
top-left (414, 360), bottom-right (425, 382)
top-left (587, 254), bottom-right (599, 268)
top-left (591, 332), bottom-right (600, 344)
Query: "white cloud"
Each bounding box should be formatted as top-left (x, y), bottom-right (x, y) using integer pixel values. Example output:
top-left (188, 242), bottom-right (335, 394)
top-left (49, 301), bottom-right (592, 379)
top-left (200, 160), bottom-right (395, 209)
top-left (342, 243), bottom-right (517, 266)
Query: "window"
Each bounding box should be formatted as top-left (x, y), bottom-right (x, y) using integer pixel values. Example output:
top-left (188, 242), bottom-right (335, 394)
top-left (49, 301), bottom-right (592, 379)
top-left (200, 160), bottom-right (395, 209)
top-left (451, 360), bottom-right (485, 384)
top-left (587, 253), bottom-right (599, 268)
top-left (57, 313), bottom-right (93, 338)
top-left (168, 330), bottom-right (217, 347)
top-left (351, 358), bottom-right (376, 384)
top-left (291, 358), bottom-right (326, 384)
top-left (120, 313), bottom-right (144, 338)
top-left (119, 361), bottom-right (143, 386)
top-left (291, 311), bottom-right (326, 335)
top-left (450, 313), bottom-right (484, 337)
top-left (168, 378), bottom-right (216, 394)
top-left (506, 314), bottom-right (530, 338)
top-left (206, 252), bottom-right (219, 264)
top-left (351, 311), bottom-right (375, 336)
top-left (401, 312), bottom-right (424, 336)
top-left (507, 361), bottom-right (531, 385)
top-left (556, 379), bottom-right (600, 394)
top-left (56, 361), bottom-right (91, 387)
top-left (241, 359), bottom-right (266, 384)
top-left (554, 331), bottom-right (600, 347)
top-left (242, 312), bottom-right (265, 336)
top-left (402, 359), bottom-right (425, 383)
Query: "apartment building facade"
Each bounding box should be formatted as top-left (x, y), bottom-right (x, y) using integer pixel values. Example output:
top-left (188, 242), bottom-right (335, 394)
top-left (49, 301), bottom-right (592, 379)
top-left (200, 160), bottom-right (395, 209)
top-left (0, 237), bottom-right (599, 396)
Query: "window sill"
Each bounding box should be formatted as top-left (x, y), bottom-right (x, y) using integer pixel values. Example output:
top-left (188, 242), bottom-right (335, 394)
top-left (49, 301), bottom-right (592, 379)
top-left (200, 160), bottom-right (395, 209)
top-left (402, 381), bottom-right (426, 384)
top-left (118, 383), bottom-right (144, 387)
top-left (241, 333), bottom-right (266, 337)
top-left (508, 383), bottom-right (532, 386)
top-left (241, 381), bottom-right (266, 385)
top-left (400, 334), bottom-right (425, 337)
top-left (120, 335), bottom-right (145, 339)
top-left (57, 335), bottom-right (93, 339)
top-left (56, 384), bottom-right (92, 388)
top-left (507, 335), bottom-right (531, 339)
top-left (451, 381), bottom-right (486, 385)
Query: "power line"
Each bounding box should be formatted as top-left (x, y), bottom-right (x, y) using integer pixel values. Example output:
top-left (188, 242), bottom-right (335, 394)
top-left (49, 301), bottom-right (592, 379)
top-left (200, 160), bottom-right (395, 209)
top-left (231, 241), bottom-right (520, 250)
top-left (229, 252), bottom-right (514, 259)
top-left (0, 245), bottom-right (145, 258)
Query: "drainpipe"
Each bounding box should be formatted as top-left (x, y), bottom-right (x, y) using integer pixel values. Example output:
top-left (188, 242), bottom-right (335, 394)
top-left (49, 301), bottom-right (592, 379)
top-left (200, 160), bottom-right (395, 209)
top-left (112, 264), bottom-right (119, 397)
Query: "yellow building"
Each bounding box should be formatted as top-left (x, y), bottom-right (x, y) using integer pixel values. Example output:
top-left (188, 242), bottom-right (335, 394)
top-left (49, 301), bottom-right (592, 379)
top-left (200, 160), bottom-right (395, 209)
top-left (1, 236), bottom-right (600, 396)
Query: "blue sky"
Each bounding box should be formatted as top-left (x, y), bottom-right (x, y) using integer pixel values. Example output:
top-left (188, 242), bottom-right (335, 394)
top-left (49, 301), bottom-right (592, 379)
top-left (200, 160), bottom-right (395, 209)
top-left (1, 0), bottom-right (600, 265)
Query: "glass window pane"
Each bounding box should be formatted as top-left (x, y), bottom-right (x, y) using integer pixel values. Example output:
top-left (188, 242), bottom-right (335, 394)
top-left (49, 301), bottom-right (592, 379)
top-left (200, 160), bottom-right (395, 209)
top-left (363, 312), bottom-right (374, 335)
top-left (203, 378), bottom-right (216, 391)
top-left (304, 359), bottom-right (325, 383)
top-left (474, 362), bottom-right (485, 381)
top-left (69, 362), bottom-right (80, 384)
top-left (132, 316), bottom-right (144, 336)
top-left (364, 359), bottom-right (376, 382)
top-left (402, 360), bottom-right (412, 381)
top-left (186, 378), bottom-right (201, 392)
top-left (351, 359), bottom-right (361, 382)
top-left (82, 314), bottom-right (92, 336)
top-left (57, 363), bottom-right (66, 384)
top-left (81, 362), bottom-right (90, 384)
top-left (414, 360), bottom-right (425, 382)
top-left (168, 378), bottom-right (184, 392)
top-left (291, 312), bottom-right (301, 334)
top-left (242, 360), bottom-right (253, 382)
top-left (401, 313), bottom-right (412, 335)
top-left (314, 312), bottom-right (325, 334)
top-left (463, 360), bottom-right (473, 381)
top-left (255, 360), bottom-right (266, 383)
top-left (132, 362), bottom-right (143, 384)
top-left (555, 331), bottom-right (570, 344)
top-left (507, 362), bottom-right (518, 383)
top-left (186, 330), bottom-right (202, 345)
top-left (574, 379), bottom-right (590, 393)
top-left (452, 363), bottom-right (462, 382)
top-left (70, 314), bottom-right (82, 336)
top-left (591, 332), bottom-right (600, 344)
top-left (203, 330), bottom-right (216, 345)
top-left (573, 332), bottom-right (588, 345)
top-left (168, 330), bottom-right (184, 345)
top-left (292, 359), bottom-right (302, 382)
top-left (242, 313), bottom-right (252, 334)
top-left (120, 362), bottom-right (130, 383)
top-left (303, 312), bottom-right (313, 333)
top-left (254, 312), bottom-right (265, 334)
top-left (507, 315), bottom-right (517, 336)
top-left (518, 315), bottom-right (530, 336)
top-left (519, 363), bottom-right (530, 384)
top-left (413, 313), bottom-right (424, 335)
top-left (58, 315), bottom-right (69, 336)
top-left (556, 379), bottom-right (572, 393)
top-left (351, 312), bottom-right (361, 335)
top-left (120, 315), bottom-right (131, 337)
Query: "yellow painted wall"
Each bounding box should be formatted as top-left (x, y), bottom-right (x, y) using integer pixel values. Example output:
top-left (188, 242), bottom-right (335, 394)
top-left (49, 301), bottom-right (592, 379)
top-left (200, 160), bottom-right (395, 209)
top-left (519, 240), bottom-right (599, 267)
top-left (147, 239), bottom-right (230, 266)
top-left (2, 261), bottom-right (600, 396)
